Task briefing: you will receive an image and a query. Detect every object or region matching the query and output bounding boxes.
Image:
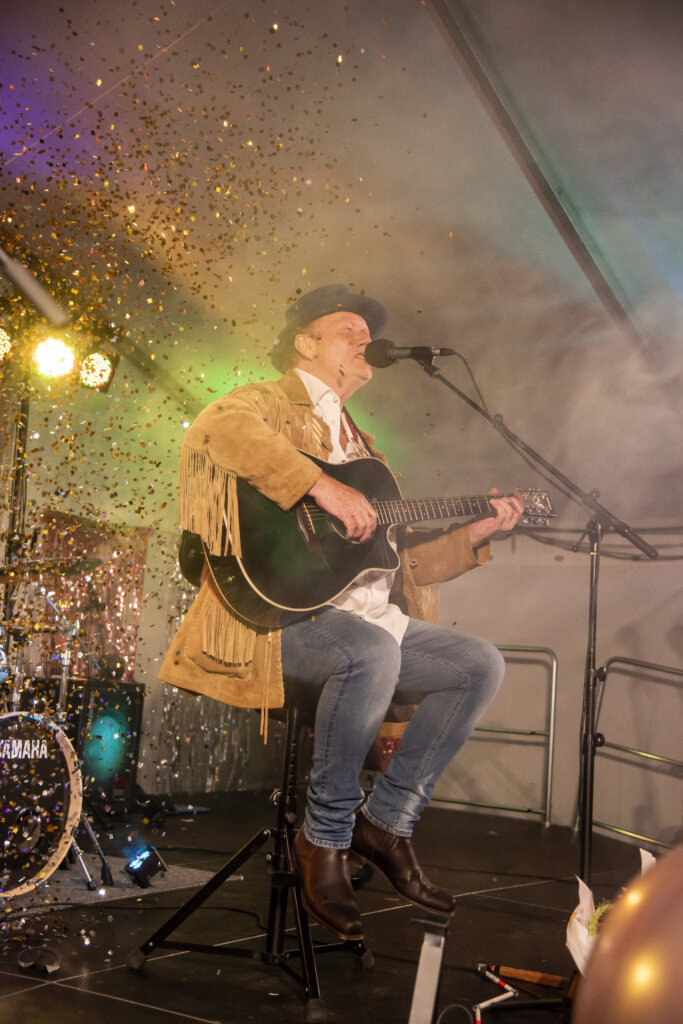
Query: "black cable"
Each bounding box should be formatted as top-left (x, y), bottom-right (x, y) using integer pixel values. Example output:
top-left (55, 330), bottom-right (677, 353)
top-left (521, 529), bottom-right (683, 560)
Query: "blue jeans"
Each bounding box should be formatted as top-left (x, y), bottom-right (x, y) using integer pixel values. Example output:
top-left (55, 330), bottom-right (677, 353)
top-left (281, 607), bottom-right (505, 848)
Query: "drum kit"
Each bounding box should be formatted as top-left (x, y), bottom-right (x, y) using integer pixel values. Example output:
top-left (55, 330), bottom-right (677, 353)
top-left (0, 556), bottom-right (113, 900)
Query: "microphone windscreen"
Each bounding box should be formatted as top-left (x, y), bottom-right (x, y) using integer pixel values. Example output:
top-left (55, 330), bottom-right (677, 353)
top-left (363, 339), bottom-right (395, 368)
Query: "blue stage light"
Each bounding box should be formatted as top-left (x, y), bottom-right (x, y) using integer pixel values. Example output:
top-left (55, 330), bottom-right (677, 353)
top-left (124, 845), bottom-right (167, 888)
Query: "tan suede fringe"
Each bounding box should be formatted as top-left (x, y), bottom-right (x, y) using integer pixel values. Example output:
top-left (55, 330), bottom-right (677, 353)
top-left (179, 448), bottom-right (242, 557)
top-left (259, 636), bottom-right (275, 743)
top-left (202, 596), bottom-right (256, 666)
top-left (201, 596), bottom-right (275, 743)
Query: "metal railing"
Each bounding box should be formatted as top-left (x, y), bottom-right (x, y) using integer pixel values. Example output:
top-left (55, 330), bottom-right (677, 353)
top-left (592, 656), bottom-right (683, 850)
top-left (432, 645), bottom-right (558, 827)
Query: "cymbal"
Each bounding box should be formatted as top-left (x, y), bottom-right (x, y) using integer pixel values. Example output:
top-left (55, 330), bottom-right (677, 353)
top-left (0, 557), bottom-right (102, 583)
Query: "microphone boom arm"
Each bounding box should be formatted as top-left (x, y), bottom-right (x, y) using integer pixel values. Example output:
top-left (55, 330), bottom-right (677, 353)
top-left (417, 359), bottom-right (657, 558)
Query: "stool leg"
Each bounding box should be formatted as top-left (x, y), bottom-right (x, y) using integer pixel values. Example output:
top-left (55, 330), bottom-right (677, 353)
top-left (265, 701), bottom-right (302, 958)
top-left (130, 827), bottom-right (272, 962)
top-left (264, 703), bottom-right (326, 1017)
top-left (128, 695), bottom-right (362, 1022)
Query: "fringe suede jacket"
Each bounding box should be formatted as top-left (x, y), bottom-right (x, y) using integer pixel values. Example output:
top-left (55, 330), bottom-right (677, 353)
top-left (158, 370), bottom-right (490, 722)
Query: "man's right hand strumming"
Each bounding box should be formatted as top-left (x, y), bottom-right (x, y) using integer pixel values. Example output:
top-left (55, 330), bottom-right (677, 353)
top-left (307, 473), bottom-right (377, 542)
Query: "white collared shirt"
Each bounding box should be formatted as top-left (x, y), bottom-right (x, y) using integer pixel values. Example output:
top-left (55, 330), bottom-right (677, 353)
top-left (294, 368), bottom-right (409, 645)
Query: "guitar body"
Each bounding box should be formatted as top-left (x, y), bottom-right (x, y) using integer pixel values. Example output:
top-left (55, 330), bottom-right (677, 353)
top-left (203, 454), bottom-right (403, 628)
top-left (179, 451), bottom-right (555, 629)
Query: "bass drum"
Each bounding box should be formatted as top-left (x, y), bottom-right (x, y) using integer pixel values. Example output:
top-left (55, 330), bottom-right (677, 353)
top-left (0, 713), bottom-right (83, 898)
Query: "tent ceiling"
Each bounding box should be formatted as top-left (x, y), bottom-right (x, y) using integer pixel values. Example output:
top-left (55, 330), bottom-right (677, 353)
top-left (1, 0), bottom-right (681, 530)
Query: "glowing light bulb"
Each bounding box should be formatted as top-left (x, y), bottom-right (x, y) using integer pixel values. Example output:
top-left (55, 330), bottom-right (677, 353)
top-left (34, 337), bottom-right (75, 378)
top-left (80, 351), bottom-right (115, 389)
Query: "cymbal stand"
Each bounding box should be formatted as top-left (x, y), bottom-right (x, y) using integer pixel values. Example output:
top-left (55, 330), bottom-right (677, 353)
top-left (41, 591), bottom-right (80, 722)
top-left (41, 590), bottom-right (114, 888)
top-left (9, 651), bottom-right (26, 713)
top-left (0, 636), bottom-right (28, 714)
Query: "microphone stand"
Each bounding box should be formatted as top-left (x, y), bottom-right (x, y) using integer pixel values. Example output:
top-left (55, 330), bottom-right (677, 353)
top-left (411, 351), bottom-right (658, 884)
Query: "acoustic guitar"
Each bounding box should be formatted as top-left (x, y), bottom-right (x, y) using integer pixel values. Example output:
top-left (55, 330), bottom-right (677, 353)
top-left (180, 452), bottom-right (555, 628)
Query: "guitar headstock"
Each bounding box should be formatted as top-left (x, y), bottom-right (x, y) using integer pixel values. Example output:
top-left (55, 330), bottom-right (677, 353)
top-left (517, 489), bottom-right (556, 526)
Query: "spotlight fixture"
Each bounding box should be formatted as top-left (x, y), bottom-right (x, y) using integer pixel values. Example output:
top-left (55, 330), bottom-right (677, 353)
top-left (0, 326), bottom-right (12, 362)
top-left (33, 336), bottom-right (76, 378)
top-left (79, 348), bottom-right (119, 391)
top-left (124, 845), bottom-right (167, 888)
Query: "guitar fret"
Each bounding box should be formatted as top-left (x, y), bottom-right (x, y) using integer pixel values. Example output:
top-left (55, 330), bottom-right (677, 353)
top-left (373, 491), bottom-right (555, 527)
top-left (374, 495), bottom-right (502, 524)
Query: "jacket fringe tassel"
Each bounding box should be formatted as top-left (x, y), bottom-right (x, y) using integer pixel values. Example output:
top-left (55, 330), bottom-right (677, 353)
top-left (179, 448), bottom-right (242, 557)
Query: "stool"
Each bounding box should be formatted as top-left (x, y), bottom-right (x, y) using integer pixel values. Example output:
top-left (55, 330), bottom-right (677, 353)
top-left (127, 690), bottom-right (373, 1024)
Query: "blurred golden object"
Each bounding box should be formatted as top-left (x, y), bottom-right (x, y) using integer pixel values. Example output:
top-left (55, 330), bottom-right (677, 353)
top-left (572, 843), bottom-right (683, 1023)
top-left (0, 557), bottom-right (102, 583)
top-left (2, 621), bottom-right (63, 635)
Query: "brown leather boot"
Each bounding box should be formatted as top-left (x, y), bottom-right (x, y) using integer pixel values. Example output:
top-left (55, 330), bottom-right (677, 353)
top-left (292, 829), bottom-right (364, 940)
top-left (351, 813), bottom-right (457, 916)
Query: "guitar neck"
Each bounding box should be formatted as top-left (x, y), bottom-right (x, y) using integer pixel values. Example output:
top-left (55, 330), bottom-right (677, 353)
top-left (372, 495), bottom-right (503, 525)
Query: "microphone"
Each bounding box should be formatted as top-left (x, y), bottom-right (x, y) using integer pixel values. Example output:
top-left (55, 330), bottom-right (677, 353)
top-left (364, 338), bottom-right (456, 368)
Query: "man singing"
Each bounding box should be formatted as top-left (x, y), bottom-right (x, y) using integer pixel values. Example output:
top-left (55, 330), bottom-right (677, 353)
top-left (159, 283), bottom-right (523, 940)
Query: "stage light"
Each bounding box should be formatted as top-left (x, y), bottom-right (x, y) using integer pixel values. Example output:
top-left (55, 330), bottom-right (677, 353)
top-left (79, 349), bottom-right (117, 390)
top-left (124, 845), bottom-right (167, 888)
top-left (0, 326), bottom-right (12, 362)
top-left (34, 336), bottom-right (76, 378)
top-left (80, 705), bottom-right (129, 788)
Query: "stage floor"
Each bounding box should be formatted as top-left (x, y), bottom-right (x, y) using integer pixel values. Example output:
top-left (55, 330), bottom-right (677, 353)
top-left (0, 791), bottom-right (641, 1023)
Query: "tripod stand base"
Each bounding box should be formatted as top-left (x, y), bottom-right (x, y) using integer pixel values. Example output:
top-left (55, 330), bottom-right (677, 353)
top-left (126, 824), bottom-right (372, 1022)
top-left (127, 698), bottom-right (374, 1019)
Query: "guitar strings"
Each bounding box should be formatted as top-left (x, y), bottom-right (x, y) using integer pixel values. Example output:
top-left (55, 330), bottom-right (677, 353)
top-left (301, 496), bottom-right (509, 525)
top-left (299, 491), bottom-right (551, 525)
